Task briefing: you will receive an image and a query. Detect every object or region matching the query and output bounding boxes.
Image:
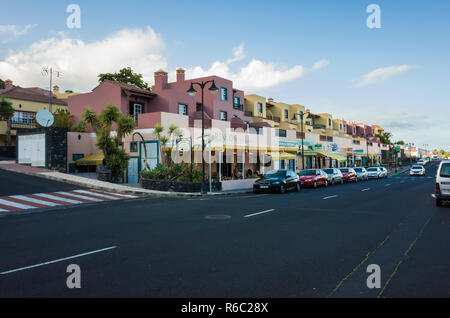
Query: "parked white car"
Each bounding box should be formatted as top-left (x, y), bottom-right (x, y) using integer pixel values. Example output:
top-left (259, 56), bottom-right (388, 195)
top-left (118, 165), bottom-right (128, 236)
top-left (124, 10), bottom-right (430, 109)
top-left (410, 165), bottom-right (425, 176)
top-left (417, 159), bottom-right (425, 165)
top-left (366, 167), bottom-right (382, 179)
top-left (379, 167), bottom-right (388, 178)
top-left (435, 160), bottom-right (450, 207)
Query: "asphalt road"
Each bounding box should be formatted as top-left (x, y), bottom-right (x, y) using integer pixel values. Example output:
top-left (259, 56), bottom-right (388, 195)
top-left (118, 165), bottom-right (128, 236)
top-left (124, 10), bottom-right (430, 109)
top-left (0, 168), bottom-right (81, 196)
top-left (0, 161), bottom-right (448, 298)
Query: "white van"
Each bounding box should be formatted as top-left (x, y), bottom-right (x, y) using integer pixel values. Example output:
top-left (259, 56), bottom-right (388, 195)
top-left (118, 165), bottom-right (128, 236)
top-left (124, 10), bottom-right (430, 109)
top-left (436, 160), bottom-right (450, 207)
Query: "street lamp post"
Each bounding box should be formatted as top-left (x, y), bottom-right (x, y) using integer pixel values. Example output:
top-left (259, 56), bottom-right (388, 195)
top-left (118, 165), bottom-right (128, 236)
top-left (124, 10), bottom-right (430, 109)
top-left (187, 80), bottom-right (218, 195)
top-left (292, 111), bottom-right (305, 170)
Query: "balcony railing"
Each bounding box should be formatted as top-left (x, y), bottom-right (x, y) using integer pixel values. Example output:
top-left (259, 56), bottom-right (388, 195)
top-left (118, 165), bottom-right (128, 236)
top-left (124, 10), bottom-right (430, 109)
top-left (244, 110), bottom-right (253, 117)
top-left (267, 115), bottom-right (280, 123)
top-left (313, 124), bottom-right (326, 130)
top-left (233, 104), bottom-right (243, 110)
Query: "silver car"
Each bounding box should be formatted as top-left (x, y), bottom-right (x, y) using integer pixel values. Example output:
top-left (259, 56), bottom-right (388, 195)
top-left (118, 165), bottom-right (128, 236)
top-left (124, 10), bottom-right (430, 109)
top-left (366, 167), bottom-right (382, 179)
top-left (353, 167), bottom-right (368, 181)
top-left (379, 167), bottom-right (388, 178)
top-left (410, 165), bottom-right (425, 176)
top-left (322, 168), bottom-right (344, 185)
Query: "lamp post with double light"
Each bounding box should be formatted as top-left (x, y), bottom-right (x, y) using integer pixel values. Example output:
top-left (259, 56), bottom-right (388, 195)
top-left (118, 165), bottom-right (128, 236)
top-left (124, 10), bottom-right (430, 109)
top-left (187, 80), bottom-right (218, 195)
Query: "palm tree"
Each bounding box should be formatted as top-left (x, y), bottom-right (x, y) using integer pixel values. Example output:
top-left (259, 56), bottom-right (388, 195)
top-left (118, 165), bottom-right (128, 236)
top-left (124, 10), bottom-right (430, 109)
top-left (79, 104), bottom-right (135, 182)
top-left (0, 97), bottom-right (15, 146)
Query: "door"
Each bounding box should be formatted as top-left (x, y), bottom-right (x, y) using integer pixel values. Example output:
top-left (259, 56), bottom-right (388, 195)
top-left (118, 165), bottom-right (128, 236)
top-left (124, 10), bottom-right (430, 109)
top-left (127, 158), bottom-right (139, 184)
top-left (140, 141), bottom-right (159, 171)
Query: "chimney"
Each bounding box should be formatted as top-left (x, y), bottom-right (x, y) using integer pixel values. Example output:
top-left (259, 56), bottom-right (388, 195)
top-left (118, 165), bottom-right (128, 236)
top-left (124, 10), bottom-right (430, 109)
top-left (4, 79), bottom-right (13, 90)
top-left (154, 69), bottom-right (168, 90)
top-left (176, 68), bottom-right (185, 83)
top-left (53, 85), bottom-right (59, 94)
top-left (268, 98), bottom-right (274, 103)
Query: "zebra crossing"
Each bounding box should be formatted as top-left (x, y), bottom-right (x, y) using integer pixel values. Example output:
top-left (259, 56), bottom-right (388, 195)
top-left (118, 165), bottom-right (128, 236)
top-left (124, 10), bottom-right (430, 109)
top-left (0, 189), bottom-right (139, 213)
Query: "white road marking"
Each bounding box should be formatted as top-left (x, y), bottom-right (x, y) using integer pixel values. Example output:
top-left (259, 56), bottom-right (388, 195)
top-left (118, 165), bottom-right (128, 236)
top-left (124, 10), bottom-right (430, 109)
top-left (361, 188), bottom-right (371, 192)
top-left (244, 209), bottom-right (275, 218)
top-left (73, 190), bottom-right (120, 200)
top-left (0, 199), bottom-right (36, 210)
top-left (431, 194), bottom-right (436, 198)
top-left (55, 192), bottom-right (103, 202)
top-left (385, 184), bottom-right (391, 186)
top-left (0, 246), bottom-right (117, 275)
top-left (0, 208), bottom-right (8, 212)
top-left (33, 193), bottom-right (82, 204)
top-left (10, 195), bottom-right (61, 207)
top-left (323, 195), bottom-right (338, 200)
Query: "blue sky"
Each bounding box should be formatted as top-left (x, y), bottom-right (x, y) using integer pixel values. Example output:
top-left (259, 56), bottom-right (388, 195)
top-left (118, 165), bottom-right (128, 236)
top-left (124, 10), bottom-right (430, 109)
top-left (1, 0), bottom-right (449, 150)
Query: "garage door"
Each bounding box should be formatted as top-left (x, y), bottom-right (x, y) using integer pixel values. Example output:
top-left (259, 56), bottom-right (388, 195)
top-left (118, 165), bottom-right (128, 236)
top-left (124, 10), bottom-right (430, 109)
top-left (18, 133), bottom-right (46, 167)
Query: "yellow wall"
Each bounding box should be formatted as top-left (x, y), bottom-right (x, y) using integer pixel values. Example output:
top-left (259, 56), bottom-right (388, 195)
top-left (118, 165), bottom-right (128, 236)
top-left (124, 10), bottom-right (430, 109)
top-left (6, 97), bottom-right (67, 113)
top-left (244, 94), bottom-right (267, 118)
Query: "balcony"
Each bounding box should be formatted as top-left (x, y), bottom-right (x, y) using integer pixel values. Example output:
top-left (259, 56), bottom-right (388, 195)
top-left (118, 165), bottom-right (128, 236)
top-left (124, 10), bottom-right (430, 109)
top-left (313, 124), bottom-right (326, 130)
top-left (267, 115), bottom-right (280, 123)
top-left (244, 110), bottom-right (253, 117)
top-left (233, 104), bottom-right (243, 111)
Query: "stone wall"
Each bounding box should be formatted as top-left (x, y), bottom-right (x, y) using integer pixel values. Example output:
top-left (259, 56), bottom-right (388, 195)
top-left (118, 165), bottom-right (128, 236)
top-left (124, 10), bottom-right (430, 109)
top-left (140, 176), bottom-right (222, 192)
top-left (46, 127), bottom-right (68, 172)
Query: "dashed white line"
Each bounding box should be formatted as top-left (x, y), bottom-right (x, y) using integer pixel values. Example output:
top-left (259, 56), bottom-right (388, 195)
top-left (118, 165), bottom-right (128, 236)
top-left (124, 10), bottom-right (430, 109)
top-left (385, 184), bottom-right (391, 186)
top-left (0, 246), bottom-right (117, 275)
top-left (323, 195), bottom-right (338, 200)
top-left (244, 209), bottom-right (275, 218)
top-left (361, 188), bottom-right (371, 192)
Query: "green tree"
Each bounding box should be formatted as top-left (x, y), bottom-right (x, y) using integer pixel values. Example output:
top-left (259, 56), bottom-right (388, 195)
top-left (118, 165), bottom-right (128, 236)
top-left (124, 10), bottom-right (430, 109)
top-left (395, 140), bottom-right (405, 145)
top-left (376, 131), bottom-right (392, 145)
top-left (153, 123), bottom-right (182, 166)
top-left (79, 104), bottom-right (136, 182)
top-left (98, 67), bottom-right (150, 90)
top-left (439, 149), bottom-right (445, 156)
top-left (35, 108), bottom-right (75, 130)
top-left (433, 149), bottom-right (438, 155)
top-left (0, 97), bottom-right (15, 146)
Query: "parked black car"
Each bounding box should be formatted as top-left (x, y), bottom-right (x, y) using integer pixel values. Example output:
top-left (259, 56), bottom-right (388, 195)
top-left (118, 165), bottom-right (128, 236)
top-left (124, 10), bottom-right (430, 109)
top-left (253, 169), bottom-right (300, 194)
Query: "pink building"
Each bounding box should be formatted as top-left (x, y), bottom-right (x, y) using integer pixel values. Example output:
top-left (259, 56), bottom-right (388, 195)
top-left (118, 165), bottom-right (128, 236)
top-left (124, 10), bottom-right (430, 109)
top-left (148, 69), bottom-right (252, 129)
top-left (68, 80), bottom-right (156, 128)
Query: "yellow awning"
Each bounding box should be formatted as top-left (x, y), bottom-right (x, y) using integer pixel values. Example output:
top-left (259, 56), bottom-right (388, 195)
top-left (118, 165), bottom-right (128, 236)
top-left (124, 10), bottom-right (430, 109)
top-left (75, 153), bottom-right (104, 166)
top-left (267, 152), bottom-right (296, 160)
top-left (316, 150), bottom-right (347, 162)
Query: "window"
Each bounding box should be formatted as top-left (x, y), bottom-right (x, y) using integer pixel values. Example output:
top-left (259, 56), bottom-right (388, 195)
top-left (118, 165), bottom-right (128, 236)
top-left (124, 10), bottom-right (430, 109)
top-left (220, 111), bottom-right (227, 121)
top-left (220, 87), bottom-right (228, 101)
top-left (133, 103), bottom-right (142, 122)
top-left (130, 142), bottom-right (138, 152)
top-left (340, 124), bottom-right (342, 130)
top-left (257, 102), bottom-right (263, 114)
top-left (233, 96), bottom-right (240, 109)
top-left (276, 129), bottom-right (287, 137)
top-left (72, 153), bottom-right (84, 161)
top-left (284, 109), bottom-right (289, 119)
top-left (327, 136), bottom-right (333, 142)
top-left (11, 111), bottom-right (35, 125)
top-left (328, 119), bottom-right (332, 127)
top-left (296, 132), bottom-right (305, 139)
top-left (178, 104), bottom-right (187, 115)
top-left (320, 135), bottom-right (327, 141)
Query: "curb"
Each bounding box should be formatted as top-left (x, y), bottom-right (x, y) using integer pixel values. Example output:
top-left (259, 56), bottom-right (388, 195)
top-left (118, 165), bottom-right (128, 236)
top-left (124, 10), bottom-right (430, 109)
top-left (28, 172), bottom-right (202, 198)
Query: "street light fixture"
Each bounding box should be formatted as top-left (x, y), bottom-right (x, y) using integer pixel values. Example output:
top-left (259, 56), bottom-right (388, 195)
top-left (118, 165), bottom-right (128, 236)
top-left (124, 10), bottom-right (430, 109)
top-left (186, 80), bottom-right (218, 195)
top-left (293, 111), bottom-right (305, 170)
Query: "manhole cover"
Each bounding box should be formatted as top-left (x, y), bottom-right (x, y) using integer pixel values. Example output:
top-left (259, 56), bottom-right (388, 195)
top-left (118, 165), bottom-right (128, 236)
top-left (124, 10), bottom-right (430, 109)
top-left (205, 214), bottom-right (231, 220)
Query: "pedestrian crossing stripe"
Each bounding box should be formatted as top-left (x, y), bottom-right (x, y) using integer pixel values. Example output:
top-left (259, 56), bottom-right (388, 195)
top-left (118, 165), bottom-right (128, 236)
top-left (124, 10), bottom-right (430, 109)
top-left (0, 189), bottom-right (138, 213)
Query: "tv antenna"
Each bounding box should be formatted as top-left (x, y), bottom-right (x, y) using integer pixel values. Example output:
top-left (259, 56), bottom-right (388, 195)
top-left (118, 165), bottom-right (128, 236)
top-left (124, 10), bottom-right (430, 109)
top-left (41, 66), bottom-right (63, 113)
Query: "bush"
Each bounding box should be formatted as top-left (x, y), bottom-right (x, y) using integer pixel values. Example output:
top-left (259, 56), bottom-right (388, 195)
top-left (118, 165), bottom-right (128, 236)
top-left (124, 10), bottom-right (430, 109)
top-left (140, 163), bottom-right (203, 183)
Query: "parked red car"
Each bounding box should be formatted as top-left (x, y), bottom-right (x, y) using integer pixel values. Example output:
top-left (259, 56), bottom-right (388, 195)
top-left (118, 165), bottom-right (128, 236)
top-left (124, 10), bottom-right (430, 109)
top-left (339, 168), bottom-right (357, 183)
top-left (298, 169), bottom-right (328, 188)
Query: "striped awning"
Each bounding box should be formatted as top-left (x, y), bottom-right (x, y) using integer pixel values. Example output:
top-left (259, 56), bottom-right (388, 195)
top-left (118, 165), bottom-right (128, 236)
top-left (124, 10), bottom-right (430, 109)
top-left (75, 154), bottom-right (104, 166)
top-left (316, 150), bottom-right (347, 162)
top-left (267, 152), bottom-right (296, 160)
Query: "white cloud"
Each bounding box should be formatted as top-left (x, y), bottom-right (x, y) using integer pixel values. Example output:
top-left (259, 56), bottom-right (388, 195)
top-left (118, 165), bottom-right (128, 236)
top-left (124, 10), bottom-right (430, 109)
top-left (185, 44), bottom-right (326, 91)
top-left (356, 65), bottom-right (417, 87)
top-left (0, 27), bottom-right (167, 91)
top-left (312, 59), bottom-right (329, 70)
top-left (0, 24), bottom-right (36, 43)
top-left (0, 28), bottom-right (325, 93)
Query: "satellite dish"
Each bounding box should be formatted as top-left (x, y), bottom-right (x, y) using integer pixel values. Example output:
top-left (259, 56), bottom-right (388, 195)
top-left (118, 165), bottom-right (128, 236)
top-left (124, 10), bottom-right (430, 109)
top-left (36, 110), bottom-right (54, 127)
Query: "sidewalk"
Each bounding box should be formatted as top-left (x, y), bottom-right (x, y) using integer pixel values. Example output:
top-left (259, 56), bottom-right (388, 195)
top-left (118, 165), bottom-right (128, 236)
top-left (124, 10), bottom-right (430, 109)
top-left (0, 162), bottom-right (201, 198)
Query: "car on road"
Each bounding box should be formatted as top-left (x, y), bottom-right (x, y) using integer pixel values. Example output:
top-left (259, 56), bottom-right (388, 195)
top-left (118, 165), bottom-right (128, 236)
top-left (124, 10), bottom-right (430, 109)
top-left (253, 169), bottom-right (300, 194)
top-left (339, 168), bottom-right (357, 183)
top-left (366, 167), bottom-right (383, 179)
top-left (322, 168), bottom-right (344, 185)
top-left (432, 155), bottom-right (439, 161)
top-left (353, 167), bottom-right (368, 181)
top-left (435, 160), bottom-right (450, 207)
top-left (380, 167), bottom-right (388, 178)
top-left (298, 169), bottom-right (328, 188)
top-left (410, 165), bottom-right (425, 176)
top-left (417, 159), bottom-right (425, 165)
